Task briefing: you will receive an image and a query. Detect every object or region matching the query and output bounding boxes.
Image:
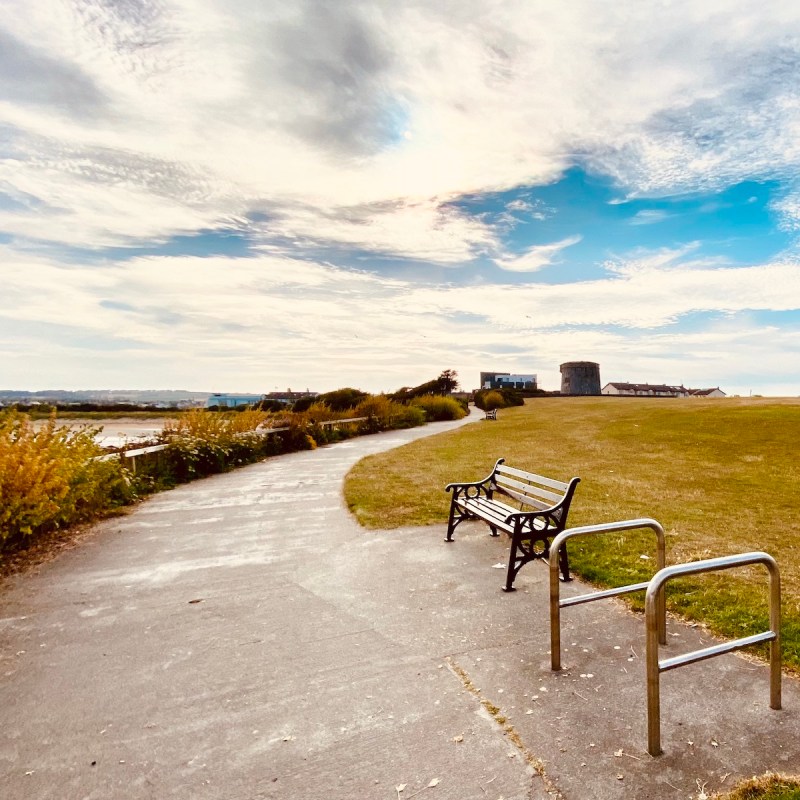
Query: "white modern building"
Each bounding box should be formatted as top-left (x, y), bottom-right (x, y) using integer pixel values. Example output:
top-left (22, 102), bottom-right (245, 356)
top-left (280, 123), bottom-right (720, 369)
top-left (206, 393), bottom-right (265, 408)
top-left (480, 371), bottom-right (537, 390)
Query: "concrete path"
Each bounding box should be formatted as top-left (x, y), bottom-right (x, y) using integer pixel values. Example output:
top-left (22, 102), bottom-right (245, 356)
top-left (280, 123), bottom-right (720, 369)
top-left (1, 414), bottom-right (798, 799)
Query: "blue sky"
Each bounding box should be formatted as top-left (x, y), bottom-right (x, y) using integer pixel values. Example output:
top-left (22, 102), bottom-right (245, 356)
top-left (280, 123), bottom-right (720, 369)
top-left (1, 1), bottom-right (800, 395)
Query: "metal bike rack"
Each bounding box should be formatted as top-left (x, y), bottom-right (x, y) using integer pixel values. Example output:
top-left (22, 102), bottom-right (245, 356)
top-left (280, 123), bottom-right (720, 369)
top-left (549, 518), bottom-right (667, 672)
top-left (645, 551), bottom-right (781, 756)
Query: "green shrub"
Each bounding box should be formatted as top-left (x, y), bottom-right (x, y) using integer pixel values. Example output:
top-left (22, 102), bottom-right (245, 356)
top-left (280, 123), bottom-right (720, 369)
top-left (474, 389), bottom-right (505, 411)
top-left (499, 388), bottom-right (525, 407)
top-left (410, 395), bottom-right (467, 421)
top-left (356, 395), bottom-right (426, 433)
top-left (155, 409), bottom-right (292, 482)
top-left (474, 388), bottom-right (525, 410)
top-left (390, 404), bottom-right (427, 429)
top-left (295, 388), bottom-right (367, 413)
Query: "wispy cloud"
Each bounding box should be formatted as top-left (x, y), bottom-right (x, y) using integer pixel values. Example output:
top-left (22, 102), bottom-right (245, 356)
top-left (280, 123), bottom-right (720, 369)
top-left (629, 209), bottom-right (671, 225)
top-left (494, 235), bottom-right (582, 273)
top-left (256, 199), bottom-right (498, 264)
top-left (770, 192), bottom-right (800, 232)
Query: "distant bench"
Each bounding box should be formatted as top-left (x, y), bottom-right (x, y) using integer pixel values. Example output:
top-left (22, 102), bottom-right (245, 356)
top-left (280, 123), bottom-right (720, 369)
top-left (484, 409), bottom-right (497, 421)
top-left (445, 458), bottom-right (581, 591)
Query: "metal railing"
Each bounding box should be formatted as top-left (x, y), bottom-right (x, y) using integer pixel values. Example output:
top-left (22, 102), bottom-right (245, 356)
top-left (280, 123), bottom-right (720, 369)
top-left (644, 551), bottom-right (781, 756)
top-left (548, 518), bottom-right (667, 671)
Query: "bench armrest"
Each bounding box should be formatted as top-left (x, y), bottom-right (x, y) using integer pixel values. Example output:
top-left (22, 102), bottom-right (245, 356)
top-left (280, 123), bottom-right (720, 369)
top-left (445, 479), bottom-right (494, 501)
top-left (445, 457), bottom-right (505, 494)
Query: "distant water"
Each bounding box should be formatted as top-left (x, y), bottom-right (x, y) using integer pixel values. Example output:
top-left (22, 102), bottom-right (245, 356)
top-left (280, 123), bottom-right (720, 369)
top-left (37, 418), bottom-right (168, 450)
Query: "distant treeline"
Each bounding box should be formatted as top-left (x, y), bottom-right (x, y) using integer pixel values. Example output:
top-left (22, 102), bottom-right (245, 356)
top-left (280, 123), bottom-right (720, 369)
top-left (5, 403), bottom-right (181, 413)
top-left (251, 369), bottom-right (463, 414)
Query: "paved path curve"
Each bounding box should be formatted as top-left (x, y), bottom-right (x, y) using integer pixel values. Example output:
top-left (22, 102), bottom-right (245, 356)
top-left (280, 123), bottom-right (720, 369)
top-left (1, 413), bottom-right (798, 799)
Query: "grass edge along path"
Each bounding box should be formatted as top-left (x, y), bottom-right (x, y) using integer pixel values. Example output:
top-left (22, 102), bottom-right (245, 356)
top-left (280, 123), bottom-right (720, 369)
top-left (714, 773), bottom-right (800, 799)
top-left (343, 397), bottom-right (800, 673)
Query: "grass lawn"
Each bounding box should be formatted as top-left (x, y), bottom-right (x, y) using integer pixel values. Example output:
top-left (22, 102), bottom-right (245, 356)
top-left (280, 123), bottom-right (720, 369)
top-left (344, 397), bottom-right (800, 672)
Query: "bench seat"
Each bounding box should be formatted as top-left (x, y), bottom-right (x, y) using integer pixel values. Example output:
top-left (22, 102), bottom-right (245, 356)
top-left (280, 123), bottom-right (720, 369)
top-left (445, 458), bottom-right (580, 591)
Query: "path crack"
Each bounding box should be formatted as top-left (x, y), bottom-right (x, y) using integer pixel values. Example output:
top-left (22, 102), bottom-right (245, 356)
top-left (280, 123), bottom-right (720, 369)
top-left (446, 656), bottom-right (566, 800)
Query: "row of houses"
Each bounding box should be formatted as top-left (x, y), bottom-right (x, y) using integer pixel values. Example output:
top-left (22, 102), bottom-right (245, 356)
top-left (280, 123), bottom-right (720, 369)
top-left (601, 383), bottom-right (726, 398)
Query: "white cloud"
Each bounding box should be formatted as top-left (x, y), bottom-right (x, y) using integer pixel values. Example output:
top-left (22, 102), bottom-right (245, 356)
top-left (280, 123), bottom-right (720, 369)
top-left (629, 209), bottom-right (671, 225)
top-left (771, 192), bottom-right (800, 232)
top-left (494, 235), bottom-right (582, 273)
top-left (1, 246), bottom-right (799, 393)
top-left (4, 1), bottom-right (800, 256)
top-left (408, 259), bottom-right (800, 330)
top-left (259, 199), bottom-right (498, 264)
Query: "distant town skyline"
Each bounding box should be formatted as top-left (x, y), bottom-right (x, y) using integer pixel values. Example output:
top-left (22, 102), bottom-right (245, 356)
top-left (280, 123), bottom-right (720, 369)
top-left (2, 2), bottom-right (800, 396)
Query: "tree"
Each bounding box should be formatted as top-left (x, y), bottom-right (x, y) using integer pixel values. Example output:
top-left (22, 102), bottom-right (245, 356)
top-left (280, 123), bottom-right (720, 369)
top-left (437, 369), bottom-right (459, 394)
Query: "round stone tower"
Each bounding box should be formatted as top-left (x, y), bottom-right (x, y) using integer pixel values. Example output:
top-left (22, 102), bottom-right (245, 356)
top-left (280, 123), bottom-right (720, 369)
top-left (560, 361), bottom-right (601, 395)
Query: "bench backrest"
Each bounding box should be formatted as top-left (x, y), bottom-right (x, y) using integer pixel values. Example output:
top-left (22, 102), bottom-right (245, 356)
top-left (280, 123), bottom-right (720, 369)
top-left (492, 462), bottom-right (579, 516)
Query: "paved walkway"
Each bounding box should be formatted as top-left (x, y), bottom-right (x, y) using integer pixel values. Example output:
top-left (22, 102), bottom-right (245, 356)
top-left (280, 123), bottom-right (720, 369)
top-left (1, 414), bottom-right (798, 799)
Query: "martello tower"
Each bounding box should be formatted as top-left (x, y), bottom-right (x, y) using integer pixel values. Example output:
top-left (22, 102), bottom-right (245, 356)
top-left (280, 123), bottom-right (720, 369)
top-left (560, 361), bottom-right (601, 395)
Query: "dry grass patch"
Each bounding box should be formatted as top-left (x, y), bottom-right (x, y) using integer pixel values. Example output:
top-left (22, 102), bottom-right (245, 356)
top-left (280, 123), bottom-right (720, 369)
top-left (344, 397), bottom-right (800, 670)
top-left (714, 773), bottom-right (800, 799)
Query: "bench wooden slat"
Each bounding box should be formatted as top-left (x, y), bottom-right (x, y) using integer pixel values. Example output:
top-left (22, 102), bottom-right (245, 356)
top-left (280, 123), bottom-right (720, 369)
top-left (462, 500), bottom-right (513, 529)
top-left (445, 458), bottom-right (581, 589)
top-left (496, 464), bottom-right (570, 492)
top-left (460, 497), bottom-right (549, 533)
top-left (461, 496), bottom-right (508, 516)
top-left (495, 474), bottom-right (565, 506)
top-left (462, 497), bottom-right (520, 516)
top-left (484, 499), bottom-right (521, 516)
top-left (497, 485), bottom-right (552, 510)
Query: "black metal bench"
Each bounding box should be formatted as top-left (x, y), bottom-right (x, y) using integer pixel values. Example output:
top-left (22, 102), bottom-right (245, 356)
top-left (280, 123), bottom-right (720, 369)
top-left (445, 458), bottom-right (580, 591)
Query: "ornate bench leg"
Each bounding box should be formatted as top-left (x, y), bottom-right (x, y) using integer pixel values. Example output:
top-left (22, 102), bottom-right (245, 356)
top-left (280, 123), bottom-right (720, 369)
top-left (559, 544), bottom-right (572, 582)
top-left (489, 524), bottom-right (499, 537)
top-left (445, 496), bottom-right (459, 542)
top-left (444, 494), bottom-right (468, 542)
top-left (503, 555), bottom-right (518, 591)
top-left (503, 525), bottom-right (524, 592)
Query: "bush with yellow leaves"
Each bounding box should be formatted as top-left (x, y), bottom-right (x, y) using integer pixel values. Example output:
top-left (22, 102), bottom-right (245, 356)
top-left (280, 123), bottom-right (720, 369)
top-left (0, 410), bottom-right (133, 548)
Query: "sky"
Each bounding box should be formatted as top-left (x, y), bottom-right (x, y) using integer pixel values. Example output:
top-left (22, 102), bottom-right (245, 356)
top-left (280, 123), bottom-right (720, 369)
top-left (2, 1), bottom-right (800, 396)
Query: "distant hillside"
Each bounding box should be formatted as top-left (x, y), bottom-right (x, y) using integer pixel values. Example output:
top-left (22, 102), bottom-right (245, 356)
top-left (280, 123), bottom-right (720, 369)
top-left (0, 389), bottom-right (211, 407)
